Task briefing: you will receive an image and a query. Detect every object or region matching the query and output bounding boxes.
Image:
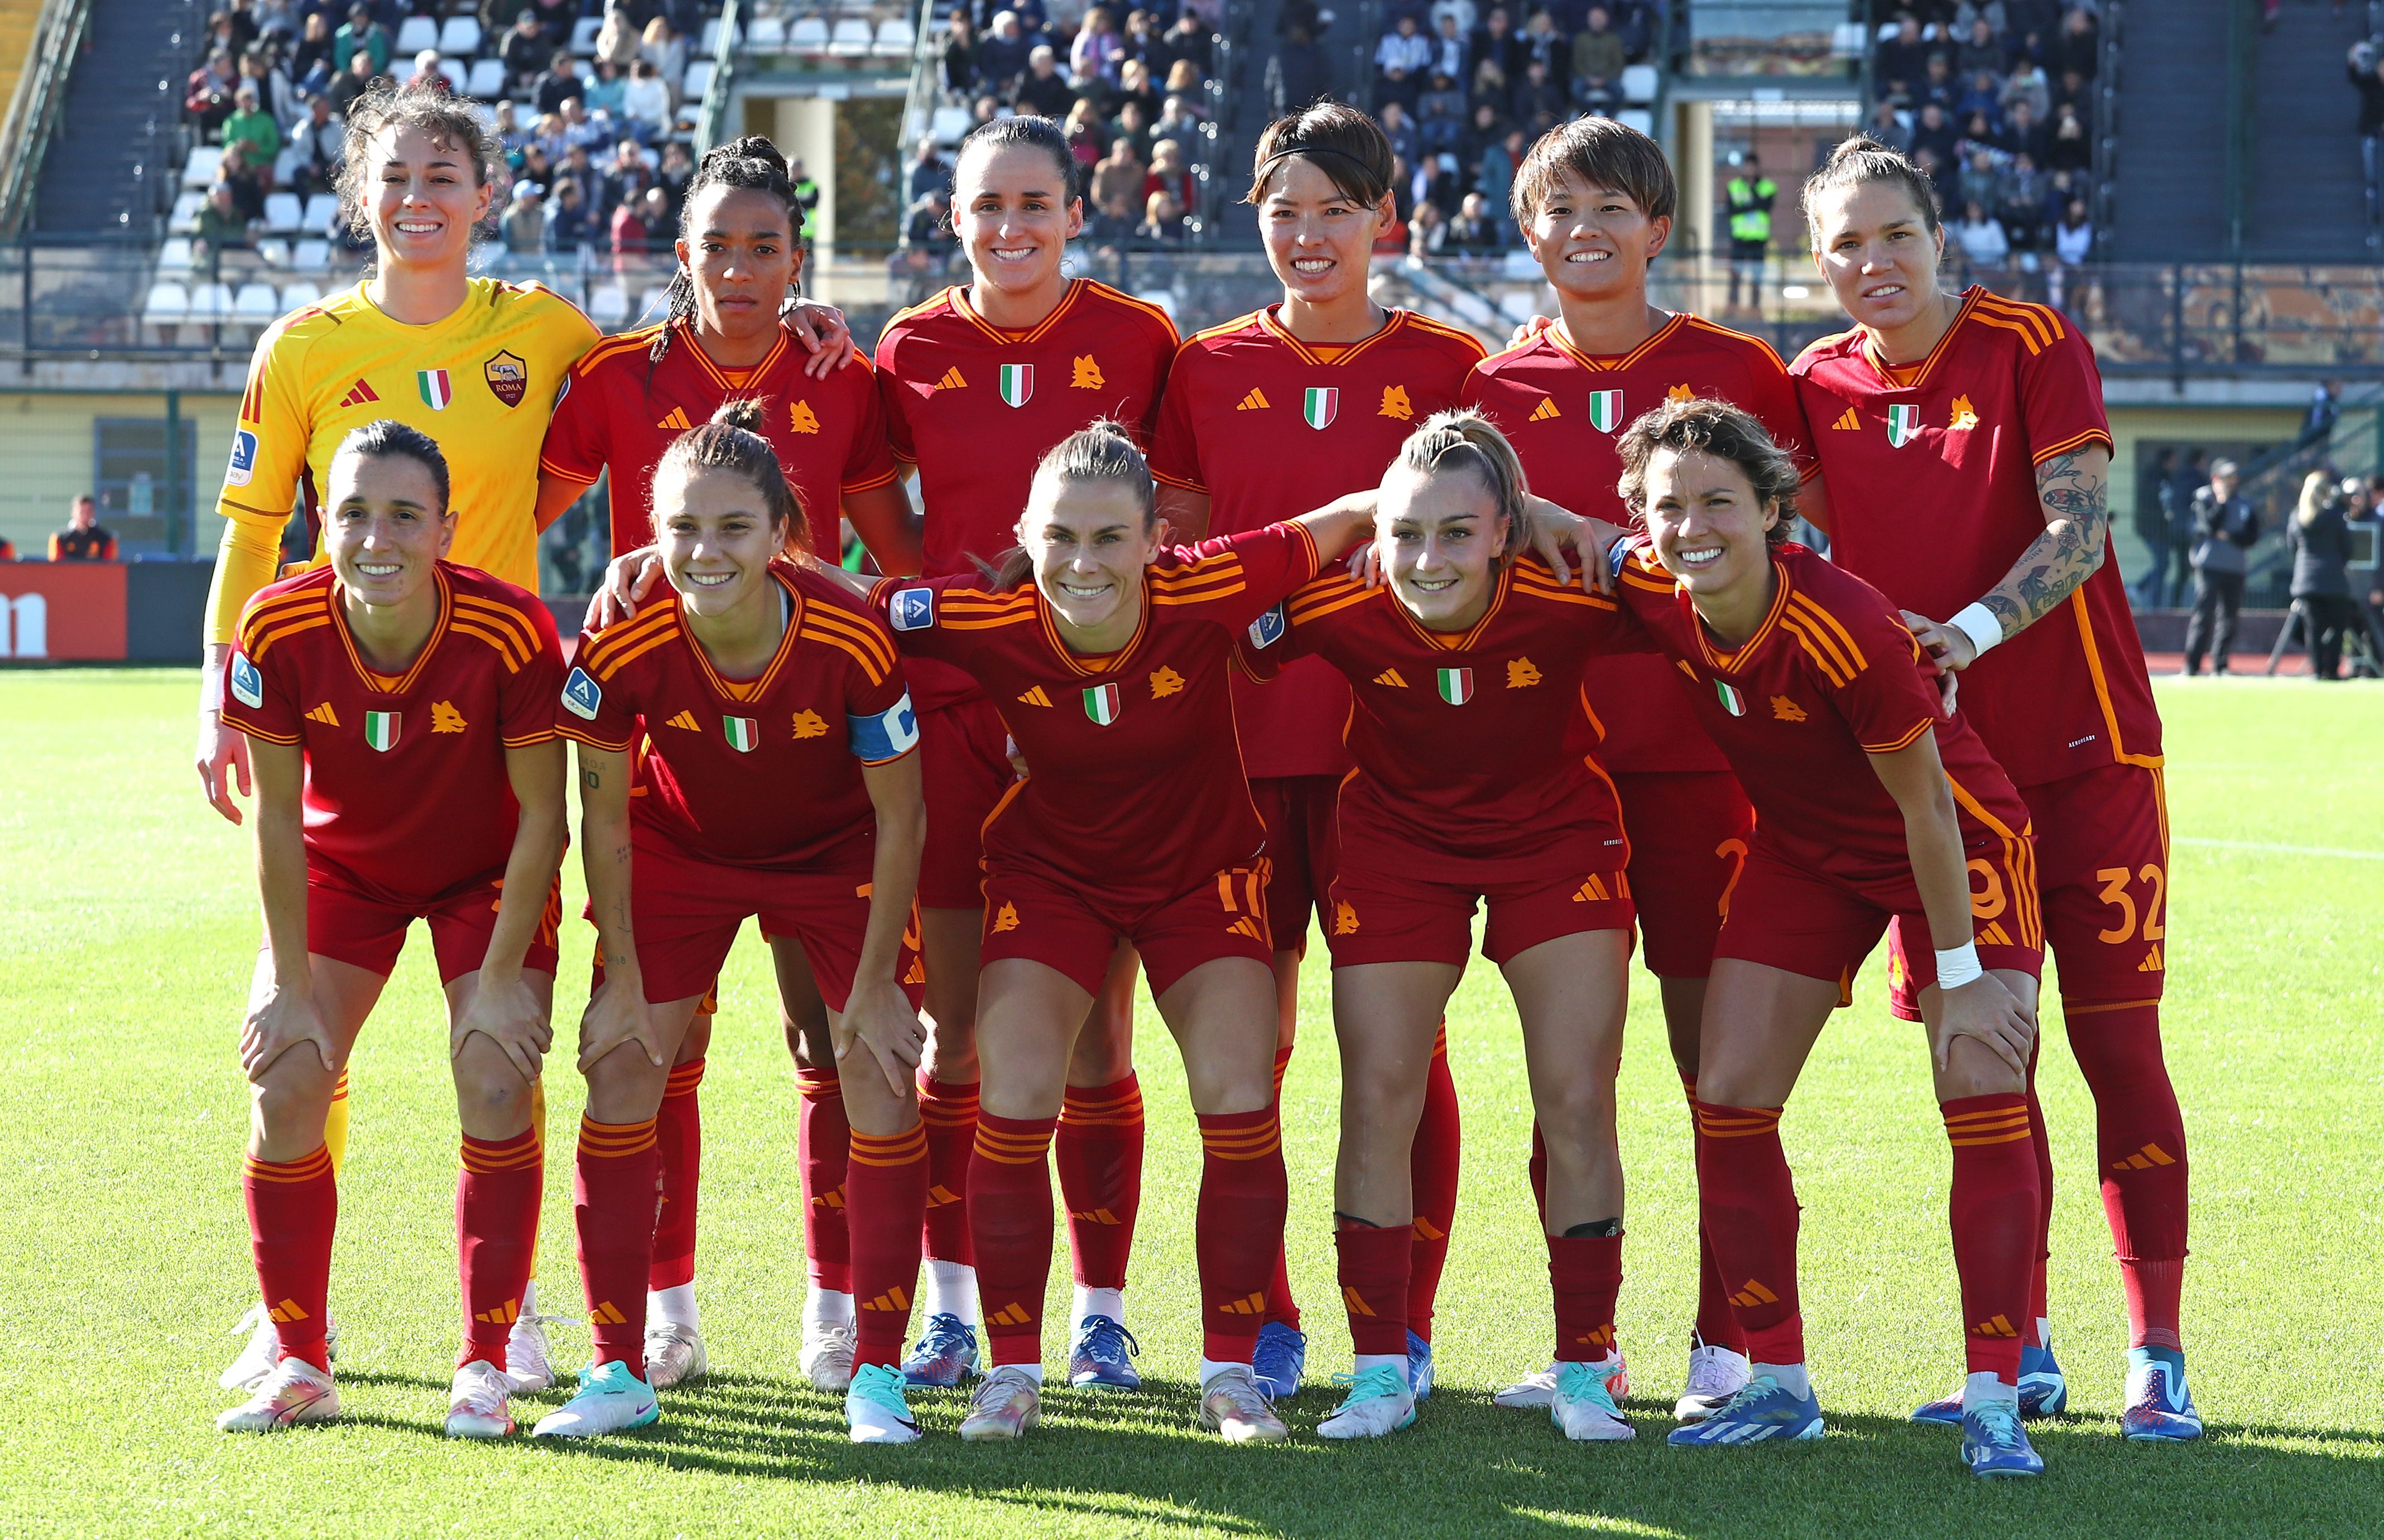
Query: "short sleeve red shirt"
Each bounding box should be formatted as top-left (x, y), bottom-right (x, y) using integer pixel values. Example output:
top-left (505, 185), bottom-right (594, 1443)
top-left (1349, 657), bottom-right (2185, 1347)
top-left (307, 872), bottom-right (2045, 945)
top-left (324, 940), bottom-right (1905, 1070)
top-left (1791, 287), bottom-right (2159, 786)
top-left (868, 522), bottom-right (1321, 908)
top-left (1463, 314), bottom-right (1807, 775)
top-left (554, 561), bottom-right (914, 874)
top-left (1609, 541), bottom-right (2032, 886)
top-left (1148, 307), bottom-right (1486, 779)
top-left (539, 320), bottom-right (899, 557)
top-left (223, 562), bottom-right (565, 906)
top-left (1251, 556), bottom-right (1631, 884)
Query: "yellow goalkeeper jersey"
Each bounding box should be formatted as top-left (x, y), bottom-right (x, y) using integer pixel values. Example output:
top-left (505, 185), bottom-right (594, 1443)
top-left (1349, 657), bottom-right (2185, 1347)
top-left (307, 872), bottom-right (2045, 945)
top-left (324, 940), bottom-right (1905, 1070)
top-left (206, 276), bottom-right (600, 641)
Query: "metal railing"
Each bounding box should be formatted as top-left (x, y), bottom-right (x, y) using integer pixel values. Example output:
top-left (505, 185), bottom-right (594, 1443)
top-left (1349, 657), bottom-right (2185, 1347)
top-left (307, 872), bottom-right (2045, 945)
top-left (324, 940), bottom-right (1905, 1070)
top-left (0, 0), bottom-right (93, 237)
top-left (695, 0), bottom-right (743, 152)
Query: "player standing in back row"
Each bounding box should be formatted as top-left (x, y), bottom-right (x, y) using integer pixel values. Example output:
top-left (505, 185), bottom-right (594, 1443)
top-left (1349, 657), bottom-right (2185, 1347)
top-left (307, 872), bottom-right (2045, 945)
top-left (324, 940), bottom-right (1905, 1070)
top-left (1790, 137), bottom-right (2195, 1441)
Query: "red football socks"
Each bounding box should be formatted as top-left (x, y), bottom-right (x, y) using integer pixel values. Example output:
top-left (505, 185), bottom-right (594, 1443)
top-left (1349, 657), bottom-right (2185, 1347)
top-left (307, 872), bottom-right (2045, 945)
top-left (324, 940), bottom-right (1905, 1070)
top-left (1056, 1073), bottom-right (1143, 1291)
top-left (1693, 1103), bottom-right (1803, 1365)
top-left (1943, 1094), bottom-right (2041, 1383)
top-left (1261, 1046), bottom-right (1301, 1331)
top-left (796, 1065), bottom-right (851, 1292)
top-left (650, 1058), bottom-right (705, 1293)
top-left (2023, 1045), bottom-right (2054, 1349)
top-left (456, 1128), bottom-right (541, 1370)
top-left (1406, 1026), bottom-right (1461, 1345)
top-left (2066, 1000), bottom-right (2190, 1349)
top-left (1335, 1222), bottom-right (1410, 1357)
top-left (243, 1145), bottom-right (337, 1372)
top-left (847, 1122), bottom-right (930, 1370)
top-left (969, 1110), bottom-right (1057, 1365)
top-left (1679, 1074), bottom-right (1749, 1355)
top-left (572, 1114), bottom-right (660, 1371)
top-left (1198, 1106), bottom-right (1289, 1362)
top-left (917, 1076), bottom-right (979, 1267)
top-left (1548, 1231), bottom-right (1623, 1364)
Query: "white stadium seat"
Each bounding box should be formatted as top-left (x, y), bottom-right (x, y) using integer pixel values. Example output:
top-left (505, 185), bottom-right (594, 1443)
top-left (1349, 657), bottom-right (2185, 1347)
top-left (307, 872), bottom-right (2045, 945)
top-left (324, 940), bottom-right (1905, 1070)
top-left (233, 282), bottom-right (282, 320)
top-left (438, 16), bottom-right (482, 56)
top-left (156, 237), bottom-right (193, 275)
top-left (253, 237), bottom-right (291, 267)
top-left (875, 18), bottom-right (915, 55)
top-left (304, 193), bottom-right (340, 232)
top-left (186, 282), bottom-right (233, 320)
top-left (747, 16), bottom-right (786, 48)
top-left (142, 282), bottom-right (190, 327)
top-left (829, 19), bottom-right (873, 56)
top-left (292, 238), bottom-right (330, 272)
top-left (440, 58), bottom-right (467, 91)
top-left (181, 146), bottom-right (222, 190)
top-left (467, 58), bottom-right (508, 99)
top-left (395, 15), bottom-right (440, 54)
top-left (280, 280), bottom-right (323, 311)
top-left (930, 104), bottom-right (969, 144)
top-left (682, 60), bottom-right (714, 102)
top-left (1617, 108), bottom-right (1654, 136)
top-left (391, 56), bottom-right (415, 83)
top-left (169, 192), bottom-right (203, 233)
top-left (570, 16), bottom-right (601, 55)
top-left (789, 17), bottom-right (830, 52)
top-left (699, 17), bottom-right (736, 54)
top-left (1621, 64), bottom-right (1657, 104)
top-left (263, 191), bottom-right (304, 234)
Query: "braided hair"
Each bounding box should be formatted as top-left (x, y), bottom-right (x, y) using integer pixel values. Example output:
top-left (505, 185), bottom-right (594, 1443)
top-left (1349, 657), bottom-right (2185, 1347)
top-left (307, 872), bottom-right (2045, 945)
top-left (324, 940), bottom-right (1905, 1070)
top-left (649, 135), bottom-right (806, 373)
top-left (653, 398), bottom-right (812, 552)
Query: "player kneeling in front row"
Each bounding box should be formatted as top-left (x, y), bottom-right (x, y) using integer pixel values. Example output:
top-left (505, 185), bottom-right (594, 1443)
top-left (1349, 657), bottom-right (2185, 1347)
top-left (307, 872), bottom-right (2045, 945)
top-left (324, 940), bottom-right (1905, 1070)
top-left (1243, 412), bottom-right (1638, 1442)
top-left (1597, 400), bottom-right (2049, 1478)
top-left (541, 402), bottom-right (933, 1444)
top-left (215, 422), bottom-right (570, 1437)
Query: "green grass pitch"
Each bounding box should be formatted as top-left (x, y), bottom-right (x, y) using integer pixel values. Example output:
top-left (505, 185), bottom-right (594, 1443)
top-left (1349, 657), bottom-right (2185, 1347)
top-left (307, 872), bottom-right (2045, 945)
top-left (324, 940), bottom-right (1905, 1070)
top-left (2, 670), bottom-right (2378, 1537)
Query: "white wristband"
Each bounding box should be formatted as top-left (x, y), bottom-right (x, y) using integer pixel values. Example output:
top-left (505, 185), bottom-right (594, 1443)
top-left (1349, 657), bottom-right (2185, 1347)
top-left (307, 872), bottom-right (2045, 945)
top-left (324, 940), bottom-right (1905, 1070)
top-left (198, 665), bottom-right (225, 715)
top-left (1935, 941), bottom-right (1984, 989)
top-left (1948, 601), bottom-right (2004, 659)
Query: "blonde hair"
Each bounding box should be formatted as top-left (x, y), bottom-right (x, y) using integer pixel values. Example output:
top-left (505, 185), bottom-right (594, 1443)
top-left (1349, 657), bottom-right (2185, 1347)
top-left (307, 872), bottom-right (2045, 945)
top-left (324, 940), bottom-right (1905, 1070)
top-left (1387, 408), bottom-right (1530, 558)
top-left (2296, 468), bottom-right (2332, 528)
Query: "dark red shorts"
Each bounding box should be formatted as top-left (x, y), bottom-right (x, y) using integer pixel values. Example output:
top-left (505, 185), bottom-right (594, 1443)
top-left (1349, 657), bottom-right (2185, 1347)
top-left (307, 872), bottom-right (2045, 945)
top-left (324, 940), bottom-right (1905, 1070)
top-left (918, 696), bottom-right (1015, 911)
top-left (1610, 769), bottom-right (1756, 979)
top-left (1718, 838), bottom-right (2042, 1007)
top-left (296, 867), bottom-right (561, 984)
top-left (1248, 773), bottom-right (1342, 953)
top-left (979, 859), bottom-right (1275, 997)
top-left (1324, 862), bottom-right (1636, 968)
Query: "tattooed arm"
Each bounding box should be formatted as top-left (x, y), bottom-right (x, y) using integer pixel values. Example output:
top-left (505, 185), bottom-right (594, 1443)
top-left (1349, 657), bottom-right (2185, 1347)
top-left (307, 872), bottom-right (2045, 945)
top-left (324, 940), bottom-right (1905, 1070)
top-left (1903, 444), bottom-right (2111, 672)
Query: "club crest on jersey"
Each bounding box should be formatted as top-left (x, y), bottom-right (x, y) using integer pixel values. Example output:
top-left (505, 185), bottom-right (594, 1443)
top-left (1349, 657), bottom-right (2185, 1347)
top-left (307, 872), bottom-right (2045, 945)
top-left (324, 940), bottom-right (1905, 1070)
top-left (363, 710), bottom-right (401, 751)
top-left (999, 364), bottom-right (1034, 407)
top-left (1715, 680), bottom-right (1747, 716)
top-left (229, 652), bottom-right (265, 709)
top-left (1247, 604), bottom-right (1286, 648)
top-left (417, 368), bottom-right (453, 411)
top-left (890, 588), bottom-right (936, 631)
top-left (1587, 389), bottom-right (1623, 433)
top-left (1303, 387), bottom-right (1339, 430)
top-left (561, 667), bottom-right (602, 719)
top-left (483, 350), bottom-right (527, 408)
top-left (1436, 667), bottom-right (1473, 705)
top-left (1886, 403), bottom-right (1921, 447)
top-left (723, 715), bottom-right (760, 752)
top-left (225, 428), bottom-right (259, 488)
top-left (1083, 682), bottom-right (1122, 725)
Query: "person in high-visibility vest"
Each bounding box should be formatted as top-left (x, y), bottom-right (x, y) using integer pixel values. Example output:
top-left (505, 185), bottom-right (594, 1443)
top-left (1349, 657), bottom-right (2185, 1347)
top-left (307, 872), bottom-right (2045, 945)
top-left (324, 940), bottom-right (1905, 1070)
top-left (790, 156), bottom-right (821, 244)
top-left (1725, 153), bottom-right (1777, 311)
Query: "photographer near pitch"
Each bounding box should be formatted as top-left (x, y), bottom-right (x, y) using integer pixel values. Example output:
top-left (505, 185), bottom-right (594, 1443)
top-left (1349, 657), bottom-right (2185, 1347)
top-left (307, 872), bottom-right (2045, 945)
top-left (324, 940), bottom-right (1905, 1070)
top-left (2183, 458), bottom-right (2258, 675)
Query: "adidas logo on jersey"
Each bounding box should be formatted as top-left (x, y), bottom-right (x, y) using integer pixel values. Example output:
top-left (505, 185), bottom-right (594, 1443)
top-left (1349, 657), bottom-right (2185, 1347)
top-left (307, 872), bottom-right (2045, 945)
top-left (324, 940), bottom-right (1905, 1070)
top-left (2139, 942), bottom-right (2165, 971)
top-left (1236, 388), bottom-right (1271, 410)
top-left (656, 406), bottom-right (693, 430)
top-left (935, 367), bottom-right (967, 390)
top-left (338, 379), bottom-right (379, 408)
top-left (1976, 921), bottom-right (2014, 946)
top-left (1571, 876), bottom-right (1613, 903)
top-left (1372, 668), bottom-right (1409, 688)
top-left (665, 710), bottom-right (700, 730)
top-left (305, 702), bottom-right (339, 726)
top-left (1527, 396), bottom-right (1560, 422)
top-left (1227, 915), bottom-right (1266, 941)
top-left (1017, 685), bottom-right (1052, 707)
top-left (1832, 407), bottom-right (1860, 430)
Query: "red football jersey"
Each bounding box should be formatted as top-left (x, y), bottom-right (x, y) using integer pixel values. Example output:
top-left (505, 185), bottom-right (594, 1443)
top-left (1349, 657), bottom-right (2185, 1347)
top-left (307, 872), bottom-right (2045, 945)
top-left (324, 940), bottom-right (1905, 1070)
top-left (868, 522), bottom-right (1321, 908)
top-left (1249, 556), bottom-right (1632, 884)
top-left (223, 562), bottom-right (566, 906)
top-left (1609, 540), bottom-right (2032, 887)
top-left (1791, 287), bottom-right (2160, 786)
top-left (539, 320), bottom-right (900, 556)
top-left (1148, 306), bottom-right (1486, 779)
top-left (554, 561), bottom-right (915, 873)
top-left (1463, 314), bottom-right (1806, 775)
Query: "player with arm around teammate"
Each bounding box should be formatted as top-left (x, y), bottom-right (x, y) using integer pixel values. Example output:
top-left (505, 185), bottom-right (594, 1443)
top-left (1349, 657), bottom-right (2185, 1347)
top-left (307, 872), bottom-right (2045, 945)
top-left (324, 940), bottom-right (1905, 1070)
top-left (536, 402), bottom-right (933, 1444)
top-left (214, 422), bottom-right (569, 1440)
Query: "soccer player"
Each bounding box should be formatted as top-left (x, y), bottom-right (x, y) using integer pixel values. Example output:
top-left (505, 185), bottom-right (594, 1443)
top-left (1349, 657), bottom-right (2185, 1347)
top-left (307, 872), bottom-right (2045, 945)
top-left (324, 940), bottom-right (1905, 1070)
top-left (213, 422), bottom-right (568, 1438)
top-left (535, 134), bottom-right (920, 1395)
top-left (1243, 412), bottom-right (1639, 1443)
top-left (537, 403), bottom-right (931, 1444)
top-left (1790, 138), bottom-right (2195, 1440)
top-left (1460, 114), bottom-right (1802, 1422)
top-left (1147, 102), bottom-right (1486, 1399)
top-left (852, 423), bottom-right (1379, 1443)
top-left (1600, 398), bottom-right (2049, 1478)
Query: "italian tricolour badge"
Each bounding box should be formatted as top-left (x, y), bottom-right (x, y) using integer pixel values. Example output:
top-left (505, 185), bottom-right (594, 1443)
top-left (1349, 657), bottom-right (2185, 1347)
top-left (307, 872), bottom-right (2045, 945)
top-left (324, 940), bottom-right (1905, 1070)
top-left (1436, 667), bottom-right (1473, 705)
top-left (1304, 387), bottom-right (1338, 430)
top-left (1587, 389), bottom-right (1623, 433)
top-left (723, 715), bottom-right (759, 752)
top-left (999, 364), bottom-right (1034, 407)
top-left (363, 710), bottom-right (401, 750)
top-left (1886, 403), bottom-right (1921, 447)
top-left (1714, 681), bottom-right (1747, 716)
top-left (417, 369), bottom-right (453, 411)
top-left (1083, 682), bottom-right (1121, 725)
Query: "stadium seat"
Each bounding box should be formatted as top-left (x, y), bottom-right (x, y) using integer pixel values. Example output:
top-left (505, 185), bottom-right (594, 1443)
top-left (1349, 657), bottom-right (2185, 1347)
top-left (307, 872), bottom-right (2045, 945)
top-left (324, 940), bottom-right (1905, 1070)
top-left (303, 193), bottom-right (340, 232)
top-left (930, 104), bottom-right (969, 144)
top-left (589, 285), bottom-right (630, 326)
top-left (396, 16), bottom-right (439, 55)
top-left (438, 16), bottom-right (482, 56)
top-left (441, 58), bottom-right (467, 90)
top-left (233, 282), bottom-right (282, 321)
top-left (683, 60), bottom-right (714, 102)
top-left (570, 16), bottom-right (600, 55)
top-left (142, 282), bottom-right (189, 328)
top-left (1621, 64), bottom-right (1657, 104)
top-left (186, 282), bottom-right (233, 320)
top-left (789, 17), bottom-right (830, 52)
top-left (698, 17), bottom-right (736, 54)
top-left (876, 18), bottom-right (915, 55)
top-left (467, 57), bottom-right (507, 99)
top-left (747, 15), bottom-right (786, 49)
top-left (253, 237), bottom-right (290, 267)
top-left (829, 19), bottom-right (873, 56)
top-left (181, 146), bottom-right (222, 190)
top-left (262, 192), bottom-right (304, 234)
top-left (292, 238), bottom-right (330, 271)
top-left (169, 192), bottom-right (203, 233)
top-left (1833, 22), bottom-right (1868, 58)
top-left (156, 237), bottom-right (193, 275)
top-left (1617, 108), bottom-right (1653, 137)
top-left (280, 280), bottom-right (323, 311)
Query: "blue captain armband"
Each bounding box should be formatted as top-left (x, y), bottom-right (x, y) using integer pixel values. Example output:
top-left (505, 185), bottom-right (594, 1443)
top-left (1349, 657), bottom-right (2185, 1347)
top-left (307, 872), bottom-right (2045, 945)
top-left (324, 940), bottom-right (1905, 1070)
top-left (848, 690), bottom-right (920, 763)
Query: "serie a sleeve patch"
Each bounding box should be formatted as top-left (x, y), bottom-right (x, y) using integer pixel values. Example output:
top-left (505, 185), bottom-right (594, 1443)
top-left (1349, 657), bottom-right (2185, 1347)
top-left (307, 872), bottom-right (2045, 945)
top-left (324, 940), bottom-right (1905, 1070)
top-left (848, 690), bottom-right (920, 762)
top-left (561, 667), bottom-right (602, 720)
top-left (229, 652), bottom-right (265, 709)
top-left (889, 588), bottom-right (936, 631)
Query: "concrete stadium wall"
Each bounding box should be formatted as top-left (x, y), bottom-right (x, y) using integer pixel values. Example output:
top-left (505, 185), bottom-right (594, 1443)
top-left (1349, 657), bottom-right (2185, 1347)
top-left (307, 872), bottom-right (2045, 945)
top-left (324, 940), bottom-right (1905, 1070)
top-left (0, 389), bottom-right (242, 557)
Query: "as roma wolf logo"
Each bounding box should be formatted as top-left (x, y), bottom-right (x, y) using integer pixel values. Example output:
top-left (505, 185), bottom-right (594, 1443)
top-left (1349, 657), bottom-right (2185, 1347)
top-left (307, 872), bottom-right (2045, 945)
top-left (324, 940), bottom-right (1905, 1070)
top-left (484, 350), bottom-right (528, 408)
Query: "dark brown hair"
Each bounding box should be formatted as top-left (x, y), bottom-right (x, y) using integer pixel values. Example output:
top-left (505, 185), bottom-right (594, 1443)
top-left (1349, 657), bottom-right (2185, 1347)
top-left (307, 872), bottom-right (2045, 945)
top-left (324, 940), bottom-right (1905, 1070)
top-left (1510, 115), bottom-right (1676, 225)
top-left (330, 418), bottom-right (451, 513)
top-left (1245, 102), bottom-right (1394, 209)
top-left (652, 136), bottom-right (804, 371)
top-left (1614, 397), bottom-right (1801, 546)
top-left (1800, 134), bottom-right (1942, 252)
top-left (652, 398), bottom-right (810, 551)
top-left (957, 113), bottom-right (1080, 205)
top-left (979, 418), bottom-right (1156, 589)
top-left (333, 78), bottom-right (503, 243)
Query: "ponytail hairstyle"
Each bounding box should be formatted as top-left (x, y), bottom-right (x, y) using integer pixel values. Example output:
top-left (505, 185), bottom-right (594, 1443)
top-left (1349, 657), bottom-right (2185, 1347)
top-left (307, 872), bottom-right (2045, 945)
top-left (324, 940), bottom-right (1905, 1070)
top-left (1614, 397), bottom-right (1802, 546)
top-left (2296, 468), bottom-right (2332, 528)
top-left (980, 418), bottom-right (1156, 589)
top-left (333, 78), bottom-right (504, 248)
top-left (651, 135), bottom-right (805, 370)
top-left (652, 398), bottom-right (810, 552)
top-left (1246, 100), bottom-right (1395, 209)
top-left (1799, 134), bottom-right (1943, 253)
top-left (330, 418), bottom-right (452, 514)
top-left (1387, 409), bottom-right (1530, 559)
top-left (954, 113), bottom-right (1082, 208)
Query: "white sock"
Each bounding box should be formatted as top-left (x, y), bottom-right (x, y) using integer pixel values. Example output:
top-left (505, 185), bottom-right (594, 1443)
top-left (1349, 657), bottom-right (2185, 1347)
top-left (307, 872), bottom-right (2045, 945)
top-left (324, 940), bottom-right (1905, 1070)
top-left (923, 1259), bottom-right (978, 1324)
top-left (803, 1286), bottom-right (853, 1330)
top-left (2035, 1317), bottom-right (2053, 1351)
top-left (1072, 1285), bottom-right (1124, 1325)
top-left (992, 1360), bottom-right (1045, 1385)
top-left (517, 1278), bottom-right (538, 1320)
top-left (1353, 1353), bottom-right (1406, 1383)
top-left (1963, 1371), bottom-right (2019, 1411)
top-left (1199, 1357), bottom-right (1252, 1388)
top-left (1754, 1361), bottom-right (1811, 1399)
top-left (649, 1282), bottom-right (699, 1331)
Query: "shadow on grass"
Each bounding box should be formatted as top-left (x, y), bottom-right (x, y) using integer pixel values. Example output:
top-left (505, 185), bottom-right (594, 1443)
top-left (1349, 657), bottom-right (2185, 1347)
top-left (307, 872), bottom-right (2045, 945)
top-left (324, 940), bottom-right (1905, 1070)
top-left (347, 1371), bottom-right (2383, 1538)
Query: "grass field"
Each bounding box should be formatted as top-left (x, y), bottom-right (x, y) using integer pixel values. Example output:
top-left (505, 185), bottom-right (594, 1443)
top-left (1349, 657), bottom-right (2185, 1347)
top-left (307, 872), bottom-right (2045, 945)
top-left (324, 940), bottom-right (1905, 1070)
top-left (4, 670), bottom-right (2379, 1537)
